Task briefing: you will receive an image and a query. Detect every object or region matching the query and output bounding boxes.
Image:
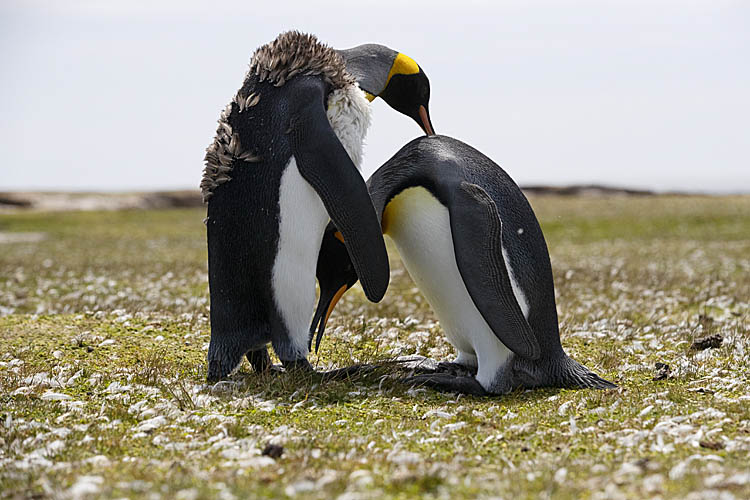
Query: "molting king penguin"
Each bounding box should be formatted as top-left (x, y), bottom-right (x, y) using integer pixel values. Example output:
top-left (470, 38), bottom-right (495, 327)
top-left (200, 31), bottom-right (434, 381)
top-left (312, 135), bottom-right (616, 395)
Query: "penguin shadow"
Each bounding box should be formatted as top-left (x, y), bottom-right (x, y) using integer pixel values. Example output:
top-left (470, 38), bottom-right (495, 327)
top-left (202, 355), bottom-right (570, 403)
top-left (203, 359), bottom-right (406, 402)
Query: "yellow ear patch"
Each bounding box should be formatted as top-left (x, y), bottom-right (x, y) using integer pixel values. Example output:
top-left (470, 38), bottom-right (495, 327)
top-left (364, 91), bottom-right (377, 102)
top-left (387, 53), bottom-right (420, 85)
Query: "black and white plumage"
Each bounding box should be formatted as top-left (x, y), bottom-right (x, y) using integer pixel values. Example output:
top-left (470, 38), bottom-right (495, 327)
top-left (313, 135), bottom-right (616, 395)
top-left (202, 32), bottom-right (434, 381)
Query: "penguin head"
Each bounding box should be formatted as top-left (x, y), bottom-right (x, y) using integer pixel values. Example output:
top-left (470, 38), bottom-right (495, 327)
top-left (337, 44), bottom-right (435, 135)
top-left (310, 224), bottom-right (359, 354)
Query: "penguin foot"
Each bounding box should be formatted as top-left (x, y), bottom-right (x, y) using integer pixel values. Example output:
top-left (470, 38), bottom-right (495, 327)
top-left (207, 355), bottom-right (243, 383)
top-left (281, 358), bottom-right (315, 373)
top-left (258, 364), bottom-right (285, 376)
top-left (436, 362), bottom-right (478, 377)
top-left (246, 348), bottom-right (272, 373)
top-left (402, 373), bottom-right (488, 396)
top-left (393, 355), bottom-right (440, 372)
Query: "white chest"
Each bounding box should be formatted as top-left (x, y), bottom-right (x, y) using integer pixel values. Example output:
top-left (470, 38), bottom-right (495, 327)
top-left (271, 159), bottom-right (329, 359)
top-left (383, 187), bottom-right (514, 389)
top-left (384, 187), bottom-right (483, 354)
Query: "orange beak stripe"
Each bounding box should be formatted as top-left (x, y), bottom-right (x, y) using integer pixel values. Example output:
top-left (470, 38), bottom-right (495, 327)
top-left (323, 285), bottom-right (348, 331)
top-left (333, 231), bottom-right (345, 244)
top-left (419, 105), bottom-right (434, 136)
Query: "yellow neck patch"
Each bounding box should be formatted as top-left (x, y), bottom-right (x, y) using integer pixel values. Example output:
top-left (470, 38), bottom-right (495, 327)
top-left (386, 53), bottom-right (420, 87)
top-left (381, 193), bottom-right (406, 235)
top-left (381, 202), bottom-right (393, 235)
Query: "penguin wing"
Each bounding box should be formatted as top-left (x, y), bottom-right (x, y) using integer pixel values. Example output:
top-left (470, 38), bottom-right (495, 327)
top-left (287, 77), bottom-right (389, 302)
top-left (449, 182), bottom-right (540, 360)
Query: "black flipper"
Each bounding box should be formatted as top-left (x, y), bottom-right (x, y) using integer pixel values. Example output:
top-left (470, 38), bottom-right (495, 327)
top-left (449, 182), bottom-right (541, 360)
top-left (402, 373), bottom-right (488, 396)
top-left (287, 78), bottom-right (389, 302)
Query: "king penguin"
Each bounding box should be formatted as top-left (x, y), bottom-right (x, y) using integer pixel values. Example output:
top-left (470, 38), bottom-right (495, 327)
top-left (201, 31), bottom-right (435, 381)
top-left (312, 135), bottom-right (616, 395)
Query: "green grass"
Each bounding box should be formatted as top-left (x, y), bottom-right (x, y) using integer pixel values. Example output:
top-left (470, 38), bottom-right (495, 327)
top-left (1, 195), bottom-right (749, 499)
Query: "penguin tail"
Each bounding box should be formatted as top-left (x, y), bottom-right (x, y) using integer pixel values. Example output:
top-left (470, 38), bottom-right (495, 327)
top-left (554, 355), bottom-right (617, 390)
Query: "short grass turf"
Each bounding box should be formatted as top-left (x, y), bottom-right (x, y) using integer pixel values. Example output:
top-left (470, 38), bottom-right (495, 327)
top-left (1, 195), bottom-right (748, 500)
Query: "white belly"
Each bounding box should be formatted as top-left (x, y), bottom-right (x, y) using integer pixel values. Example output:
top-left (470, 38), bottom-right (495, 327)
top-left (383, 187), bottom-right (513, 389)
top-left (270, 84), bottom-right (371, 360)
top-left (271, 159), bottom-right (329, 360)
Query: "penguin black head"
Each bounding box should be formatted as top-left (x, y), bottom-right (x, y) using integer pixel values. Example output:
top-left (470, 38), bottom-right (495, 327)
top-left (310, 224), bottom-right (359, 354)
top-left (337, 44), bottom-right (435, 135)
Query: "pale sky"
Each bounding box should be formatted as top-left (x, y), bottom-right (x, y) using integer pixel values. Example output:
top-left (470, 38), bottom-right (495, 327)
top-left (1, 0), bottom-right (748, 193)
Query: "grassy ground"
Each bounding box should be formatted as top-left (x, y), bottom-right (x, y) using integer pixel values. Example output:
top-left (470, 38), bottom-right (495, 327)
top-left (1, 195), bottom-right (748, 499)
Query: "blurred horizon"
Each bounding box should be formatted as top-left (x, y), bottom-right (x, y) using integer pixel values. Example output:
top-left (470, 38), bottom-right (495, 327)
top-left (1, 0), bottom-right (748, 194)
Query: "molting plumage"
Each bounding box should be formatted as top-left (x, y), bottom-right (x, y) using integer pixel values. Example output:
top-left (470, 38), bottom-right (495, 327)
top-left (200, 31), bottom-right (355, 202)
top-left (203, 31), bottom-right (394, 381)
top-left (248, 31), bottom-right (354, 90)
top-left (326, 85), bottom-right (372, 169)
top-left (200, 102), bottom-right (262, 202)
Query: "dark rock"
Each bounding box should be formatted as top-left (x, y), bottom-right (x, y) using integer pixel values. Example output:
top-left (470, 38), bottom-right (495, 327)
top-left (634, 458), bottom-right (651, 470)
top-left (262, 443), bottom-right (284, 459)
top-left (699, 441), bottom-right (725, 450)
top-left (653, 362), bottom-right (671, 381)
top-left (689, 387), bottom-right (716, 395)
top-left (691, 334), bottom-right (723, 351)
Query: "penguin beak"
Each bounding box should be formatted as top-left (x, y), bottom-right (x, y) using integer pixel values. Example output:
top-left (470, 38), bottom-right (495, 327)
top-left (310, 284), bottom-right (348, 354)
top-left (419, 105), bottom-right (435, 136)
